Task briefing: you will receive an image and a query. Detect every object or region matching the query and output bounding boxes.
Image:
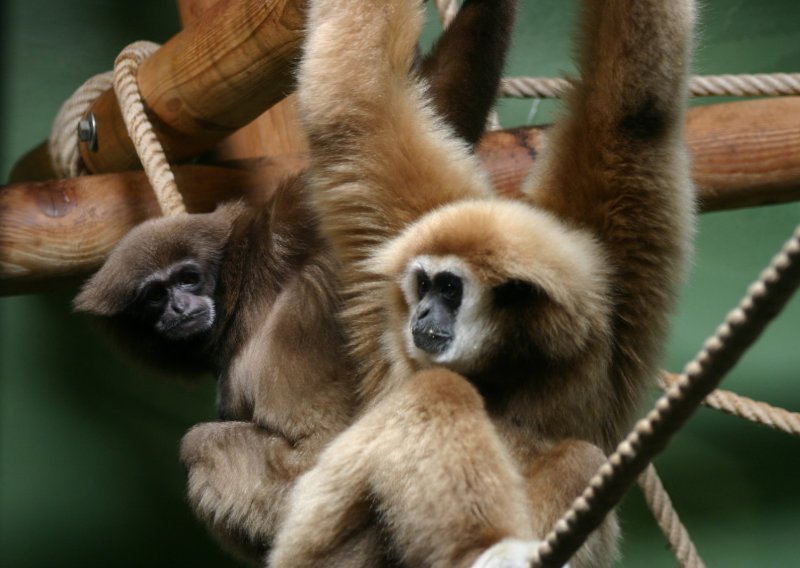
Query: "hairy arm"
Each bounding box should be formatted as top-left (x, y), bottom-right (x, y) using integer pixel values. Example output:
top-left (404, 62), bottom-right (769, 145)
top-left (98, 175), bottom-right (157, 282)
top-left (420, 0), bottom-right (516, 147)
top-left (297, 0), bottom-right (492, 273)
top-left (526, 0), bottom-right (697, 444)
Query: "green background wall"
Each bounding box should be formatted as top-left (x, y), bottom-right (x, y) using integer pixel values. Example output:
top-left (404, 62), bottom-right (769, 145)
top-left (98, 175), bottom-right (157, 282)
top-left (1, 1), bottom-right (798, 566)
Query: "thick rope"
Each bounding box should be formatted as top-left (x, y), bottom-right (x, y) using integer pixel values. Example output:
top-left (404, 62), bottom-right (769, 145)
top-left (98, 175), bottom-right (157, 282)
top-left (48, 72), bottom-right (113, 178)
top-left (638, 465), bottom-right (706, 568)
top-left (500, 74), bottom-right (800, 99)
top-left (662, 372), bottom-right (800, 437)
top-left (530, 224), bottom-right (800, 568)
top-left (113, 41), bottom-right (186, 217)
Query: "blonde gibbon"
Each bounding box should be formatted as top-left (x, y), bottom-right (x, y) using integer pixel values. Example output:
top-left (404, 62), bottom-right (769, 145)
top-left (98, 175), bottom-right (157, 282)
top-left (72, 0), bottom-right (517, 563)
top-left (269, 0), bottom-right (696, 567)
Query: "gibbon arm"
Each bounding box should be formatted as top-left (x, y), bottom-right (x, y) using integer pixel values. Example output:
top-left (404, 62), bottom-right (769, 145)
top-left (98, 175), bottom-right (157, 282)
top-left (526, 0), bottom-right (697, 444)
top-left (297, 0), bottom-right (493, 274)
top-left (269, 368), bottom-right (534, 568)
top-left (420, 0), bottom-right (516, 147)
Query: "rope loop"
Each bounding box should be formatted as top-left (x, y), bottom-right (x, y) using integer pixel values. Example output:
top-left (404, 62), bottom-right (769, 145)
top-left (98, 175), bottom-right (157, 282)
top-left (48, 72), bottom-right (113, 178)
top-left (49, 40), bottom-right (186, 217)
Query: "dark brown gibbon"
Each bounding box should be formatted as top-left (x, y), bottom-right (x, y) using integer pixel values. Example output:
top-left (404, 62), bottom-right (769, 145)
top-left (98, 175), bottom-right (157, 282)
top-left (268, 0), bottom-right (696, 567)
top-left (72, 1), bottom-right (517, 564)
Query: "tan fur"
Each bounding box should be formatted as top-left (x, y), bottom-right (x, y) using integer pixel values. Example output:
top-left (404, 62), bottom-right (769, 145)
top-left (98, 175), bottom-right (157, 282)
top-left (271, 0), bottom-right (695, 566)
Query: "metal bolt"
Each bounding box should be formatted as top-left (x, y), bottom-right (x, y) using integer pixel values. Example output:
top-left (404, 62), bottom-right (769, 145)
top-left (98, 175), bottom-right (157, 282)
top-left (78, 111), bottom-right (98, 151)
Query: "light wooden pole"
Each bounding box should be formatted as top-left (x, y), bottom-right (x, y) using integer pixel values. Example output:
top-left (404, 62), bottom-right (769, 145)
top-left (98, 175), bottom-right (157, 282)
top-left (8, 0), bottom-right (306, 183)
top-left (478, 97), bottom-right (800, 211)
top-left (2, 97), bottom-right (800, 295)
top-left (176, 0), bottom-right (308, 193)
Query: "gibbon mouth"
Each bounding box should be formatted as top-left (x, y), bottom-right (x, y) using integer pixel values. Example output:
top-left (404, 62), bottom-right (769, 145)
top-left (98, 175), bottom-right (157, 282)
top-left (412, 327), bottom-right (453, 355)
top-left (159, 312), bottom-right (212, 338)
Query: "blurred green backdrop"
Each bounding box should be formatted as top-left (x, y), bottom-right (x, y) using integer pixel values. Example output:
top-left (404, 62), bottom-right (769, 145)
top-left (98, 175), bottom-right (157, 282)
top-left (1, 1), bottom-right (798, 566)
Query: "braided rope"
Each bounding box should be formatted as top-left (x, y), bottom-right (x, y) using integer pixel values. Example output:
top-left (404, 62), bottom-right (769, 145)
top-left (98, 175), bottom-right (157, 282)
top-left (638, 465), bottom-right (706, 568)
top-left (500, 74), bottom-right (800, 99)
top-left (661, 372), bottom-right (800, 436)
top-left (48, 72), bottom-right (113, 178)
top-left (530, 224), bottom-right (800, 568)
top-left (113, 41), bottom-right (186, 217)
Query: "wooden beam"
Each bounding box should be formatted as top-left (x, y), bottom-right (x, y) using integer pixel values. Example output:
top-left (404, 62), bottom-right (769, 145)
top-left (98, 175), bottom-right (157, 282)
top-left (177, 0), bottom-right (308, 187)
top-left (479, 97), bottom-right (800, 212)
top-left (7, 0), bottom-right (305, 183)
top-left (2, 97), bottom-right (799, 295)
top-left (0, 165), bottom-right (260, 295)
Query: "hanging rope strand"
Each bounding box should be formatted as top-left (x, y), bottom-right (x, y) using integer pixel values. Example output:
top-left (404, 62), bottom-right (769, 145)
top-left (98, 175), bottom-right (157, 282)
top-left (530, 223), bottom-right (800, 568)
top-left (434, 0), bottom-right (459, 29)
top-left (113, 41), bottom-right (186, 217)
top-left (638, 465), bottom-right (706, 568)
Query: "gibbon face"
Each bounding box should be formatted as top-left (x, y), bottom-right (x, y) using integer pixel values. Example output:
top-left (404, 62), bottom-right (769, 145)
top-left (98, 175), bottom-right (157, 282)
top-left (373, 199), bottom-right (612, 379)
top-left (74, 205), bottom-right (236, 341)
top-left (134, 259), bottom-right (216, 340)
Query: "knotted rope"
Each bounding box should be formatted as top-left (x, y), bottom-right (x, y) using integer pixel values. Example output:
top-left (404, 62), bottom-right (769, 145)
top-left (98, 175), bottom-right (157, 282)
top-left (113, 41), bottom-right (186, 216)
top-left (49, 41), bottom-right (186, 217)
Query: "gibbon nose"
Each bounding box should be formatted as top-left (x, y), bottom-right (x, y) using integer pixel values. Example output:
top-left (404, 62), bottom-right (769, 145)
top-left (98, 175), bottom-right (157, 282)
top-left (411, 302), bottom-right (454, 354)
top-left (172, 296), bottom-right (187, 314)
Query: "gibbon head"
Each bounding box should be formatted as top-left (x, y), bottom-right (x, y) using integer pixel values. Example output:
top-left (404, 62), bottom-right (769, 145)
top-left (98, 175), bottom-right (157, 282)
top-left (371, 199), bottom-right (611, 380)
top-left (74, 202), bottom-right (242, 343)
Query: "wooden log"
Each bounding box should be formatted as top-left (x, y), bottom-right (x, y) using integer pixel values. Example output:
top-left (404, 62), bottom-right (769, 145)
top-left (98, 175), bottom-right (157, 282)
top-left (177, 0), bottom-right (308, 186)
top-left (2, 98), bottom-right (799, 295)
top-left (686, 97), bottom-right (800, 211)
top-left (479, 97), bottom-right (800, 212)
top-left (72, 0), bottom-right (305, 175)
top-left (9, 0), bottom-right (306, 183)
top-left (0, 166), bottom-right (260, 295)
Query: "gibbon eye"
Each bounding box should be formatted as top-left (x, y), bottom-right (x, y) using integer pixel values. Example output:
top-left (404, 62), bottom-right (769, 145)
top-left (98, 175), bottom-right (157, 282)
top-left (435, 272), bottom-right (463, 310)
top-left (416, 271), bottom-right (431, 298)
top-left (177, 268), bottom-right (202, 289)
top-left (141, 282), bottom-right (167, 307)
